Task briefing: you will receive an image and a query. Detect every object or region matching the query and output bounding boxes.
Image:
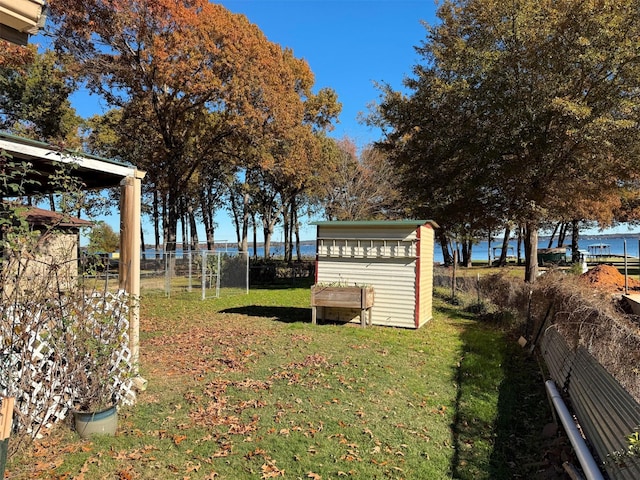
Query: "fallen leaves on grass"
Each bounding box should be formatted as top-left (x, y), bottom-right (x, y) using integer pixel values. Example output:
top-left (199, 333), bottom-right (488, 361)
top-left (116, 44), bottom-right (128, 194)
top-left (142, 325), bottom-right (276, 381)
top-left (261, 461), bottom-right (285, 478)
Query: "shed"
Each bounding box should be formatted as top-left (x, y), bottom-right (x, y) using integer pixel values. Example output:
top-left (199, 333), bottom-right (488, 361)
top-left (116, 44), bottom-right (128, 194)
top-left (4, 206), bottom-right (93, 294)
top-left (312, 220), bottom-right (437, 329)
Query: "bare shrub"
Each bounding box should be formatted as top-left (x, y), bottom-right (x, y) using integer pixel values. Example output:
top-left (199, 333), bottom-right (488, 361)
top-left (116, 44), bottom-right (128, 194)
top-left (0, 244), bottom-right (134, 454)
top-left (0, 160), bottom-right (134, 456)
top-left (480, 270), bottom-right (640, 402)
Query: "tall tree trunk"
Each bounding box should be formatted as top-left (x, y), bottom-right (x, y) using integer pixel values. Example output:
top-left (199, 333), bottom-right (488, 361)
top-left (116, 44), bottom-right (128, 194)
top-left (547, 222), bottom-right (560, 248)
top-left (240, 191), bottom-right (249, 256)
top-left (153, 190), bottom-right (160, 258)
top-left (228, 189), bottom-right (242, 249)
top-left (523, 222), bottom-right (539, 283)
top-left (294, 204), bottom-right (302, 261)
top-left (461, 239), bottom-right (472, 267)
top-left (140, 224), bottom-right (146, 260)
top-left (517, 225), bottom-right (523, 266)
top-left (165, 192), bottom-right (178, 252)
top-left (283, 201), bottom-right (291, 262)
top-left (436, 231), bottom-right (453, 265)
top-left (251, 212), bottom-right (258, 260)
top-left (571, 219), bottom-right (580, 263)
top-left (287, 198), bottom-right (296, 262)
top-left (188, 205), bottom-right (198, 251)
top-left (181, 209), bottom-right (188, 253)
top-left (557, 222), bottom-right (568, 247)
top-left (200, 190), bottom-right (215, 250)
top-left (200, 191), bottom-right (214, 251)
top-left (229, 186), bottom-right (250, 256)
top-left (498, 225), bottom-right (511, 266)
top-left (263, 219), bottom-right (273, 259)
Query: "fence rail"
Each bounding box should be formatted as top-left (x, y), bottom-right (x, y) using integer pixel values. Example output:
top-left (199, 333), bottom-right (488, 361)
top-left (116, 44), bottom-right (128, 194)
top-left (541, 327), bottom-right (640, 479)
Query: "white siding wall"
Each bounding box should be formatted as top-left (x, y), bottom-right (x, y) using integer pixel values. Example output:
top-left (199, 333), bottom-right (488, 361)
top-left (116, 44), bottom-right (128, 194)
top-left (316, 257), bottom-right (417, 328)
top-left (315, 223), bottom-right (438, 329)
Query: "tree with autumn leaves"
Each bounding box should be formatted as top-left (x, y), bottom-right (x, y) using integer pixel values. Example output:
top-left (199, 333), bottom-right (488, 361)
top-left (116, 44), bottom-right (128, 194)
top-left (372, 0), bottom-right (640, 281)
top-left (317, 137), bottom-right (403, 222)
top-left (45, 0), bottom-right (341, 255)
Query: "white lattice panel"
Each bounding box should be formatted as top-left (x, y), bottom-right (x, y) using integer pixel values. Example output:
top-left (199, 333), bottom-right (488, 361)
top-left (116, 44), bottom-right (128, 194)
top-left (1, 290), bottom-right (136, 438)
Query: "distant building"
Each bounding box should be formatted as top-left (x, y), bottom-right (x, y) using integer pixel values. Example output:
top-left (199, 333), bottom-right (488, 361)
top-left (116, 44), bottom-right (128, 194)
top-left (2, 206), bottom-right (92, 295)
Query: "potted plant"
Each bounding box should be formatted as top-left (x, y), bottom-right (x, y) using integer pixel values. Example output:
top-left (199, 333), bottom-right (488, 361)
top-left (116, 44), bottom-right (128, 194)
top-left (62, 290), bottom-right (132, 439)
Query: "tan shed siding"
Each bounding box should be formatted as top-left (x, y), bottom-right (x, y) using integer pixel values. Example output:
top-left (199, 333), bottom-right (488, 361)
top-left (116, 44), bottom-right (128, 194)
top-left (316, 258), bottom-right (417, 328)
top-left (417, 225), bottom-right (434, 326)
top-left (4, 231), bottom-right (79, 296)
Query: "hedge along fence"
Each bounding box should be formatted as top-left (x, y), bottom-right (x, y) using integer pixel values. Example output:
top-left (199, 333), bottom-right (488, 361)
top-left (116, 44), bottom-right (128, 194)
top-left (0, 290), bottom-right (135, 452)
top-left (478, 271), bottom-right (640, 402)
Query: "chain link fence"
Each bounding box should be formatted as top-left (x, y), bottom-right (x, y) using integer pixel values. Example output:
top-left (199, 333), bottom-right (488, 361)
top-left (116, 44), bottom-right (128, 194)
top-left (80, 252), bottom-right (317, 296)
top-left (137, 250), bottom-right (249, 298)
top-left (80, 250), bottom-right (249, 300)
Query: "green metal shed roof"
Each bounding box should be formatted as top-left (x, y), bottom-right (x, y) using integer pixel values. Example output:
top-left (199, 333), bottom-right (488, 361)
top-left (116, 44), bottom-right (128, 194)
top-left (311, 219), bottom-right (439, 228)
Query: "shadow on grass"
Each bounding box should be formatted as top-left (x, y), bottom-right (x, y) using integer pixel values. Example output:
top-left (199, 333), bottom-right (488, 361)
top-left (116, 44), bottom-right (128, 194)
top-left (250, 277), bottom-right (315, 290)
top-left (221, 305), bottom-right (361, 327)
top-left (447, 310), bottom-right (556, 479)
top-left (220, 305), bottom-right (312, 324)
top-left (485, 342), bottom-right (557, 479)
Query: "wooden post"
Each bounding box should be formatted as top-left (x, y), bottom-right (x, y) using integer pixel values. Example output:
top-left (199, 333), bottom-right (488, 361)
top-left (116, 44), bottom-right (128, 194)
top-left (0, 397), bottom-right (14, 440)
top-left (119, 170), bottom-right (145, 374)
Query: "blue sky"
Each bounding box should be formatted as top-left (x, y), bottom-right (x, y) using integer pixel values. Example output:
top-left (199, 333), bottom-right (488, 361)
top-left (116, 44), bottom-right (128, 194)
top-left (221, 1), bottom-right (437, 149)
top-left (65, 2), bottom-right (439, 145)
top-left (41, 1), bottom-right (634, 243)
top-left (68, 1), bottom-right (438, 149)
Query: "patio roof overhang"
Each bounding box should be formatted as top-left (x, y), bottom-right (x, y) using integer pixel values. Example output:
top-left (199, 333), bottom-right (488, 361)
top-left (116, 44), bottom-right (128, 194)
top-left (0, 131), bottom-right (140, 194)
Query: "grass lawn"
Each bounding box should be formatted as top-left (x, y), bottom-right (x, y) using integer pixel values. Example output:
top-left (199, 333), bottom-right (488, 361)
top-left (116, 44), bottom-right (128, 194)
top-left (6, 281), bottom-right (554, 479)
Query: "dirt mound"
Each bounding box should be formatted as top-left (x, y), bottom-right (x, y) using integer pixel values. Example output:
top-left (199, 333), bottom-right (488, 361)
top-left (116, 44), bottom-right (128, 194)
top-left (580, 264), bottom-right (640, 292)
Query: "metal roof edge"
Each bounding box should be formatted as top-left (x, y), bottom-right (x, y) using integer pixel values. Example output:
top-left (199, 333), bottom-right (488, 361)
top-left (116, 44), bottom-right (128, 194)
top-left (311, 219), bottom-right (439, 229)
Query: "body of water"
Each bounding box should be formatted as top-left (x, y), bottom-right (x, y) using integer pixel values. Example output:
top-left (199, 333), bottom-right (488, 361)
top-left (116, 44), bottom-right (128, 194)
top-left (143, 234), bottom-right (640, 264)
top-left (439, 235), bottom-right (640, 264)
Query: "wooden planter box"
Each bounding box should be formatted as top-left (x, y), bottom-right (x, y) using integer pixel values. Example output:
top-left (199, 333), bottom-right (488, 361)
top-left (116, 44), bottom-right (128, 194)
top-left (311, 285), bottom-right (374, 326)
